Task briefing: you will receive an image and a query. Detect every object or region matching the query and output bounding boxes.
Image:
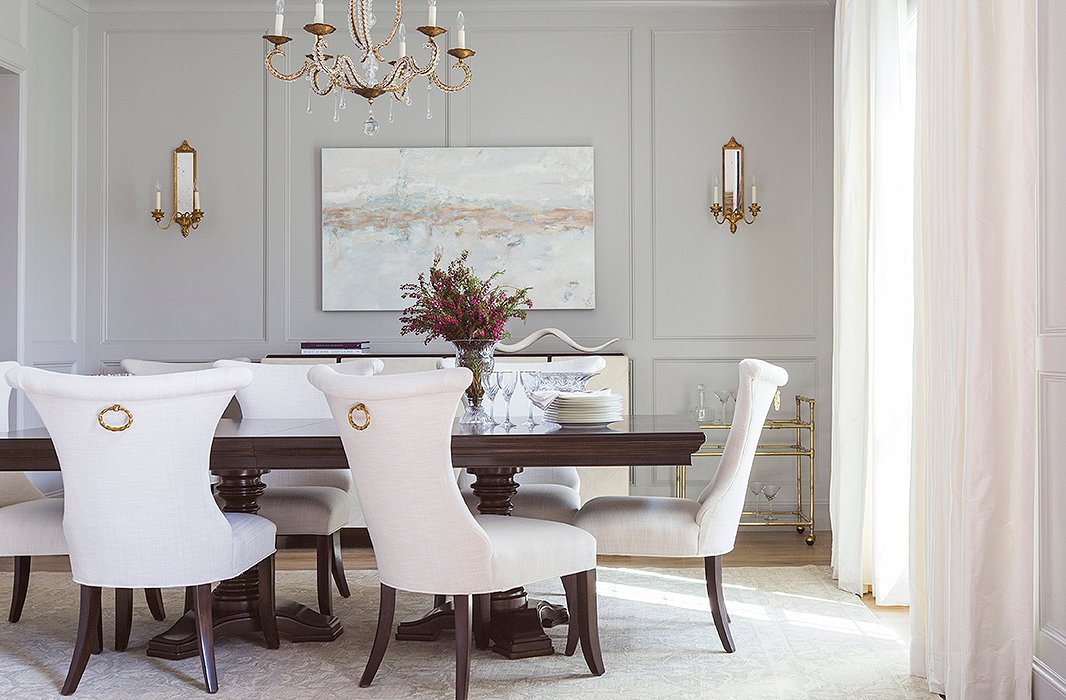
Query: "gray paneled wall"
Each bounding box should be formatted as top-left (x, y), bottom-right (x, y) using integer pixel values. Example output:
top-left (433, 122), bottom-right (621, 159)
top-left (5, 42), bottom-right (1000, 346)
top-left (82, 1), bottom-right (834, 522)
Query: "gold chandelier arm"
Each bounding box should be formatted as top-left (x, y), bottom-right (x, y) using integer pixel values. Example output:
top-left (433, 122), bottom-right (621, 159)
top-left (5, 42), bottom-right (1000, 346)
top-left (373, 0), bottom-right (403, 54)
top-left (264, 47), bottom-right (312, 81)
top-left (429, 59), bottom-right (472, 93)
top-left (309, 67), bottom-right (335, 95)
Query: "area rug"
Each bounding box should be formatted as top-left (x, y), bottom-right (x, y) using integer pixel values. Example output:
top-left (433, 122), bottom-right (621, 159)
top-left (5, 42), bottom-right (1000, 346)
top-left (0, 566), bottom-right (936, 699)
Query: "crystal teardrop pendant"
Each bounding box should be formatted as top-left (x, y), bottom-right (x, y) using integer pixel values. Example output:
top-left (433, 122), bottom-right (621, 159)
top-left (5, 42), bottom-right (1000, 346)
top-left (339, 93), bottom-right (346, 110)
top-left (388, 99), bottom-right (395, 123)
top-left (363, 109), bottom-right (379, 136)
top-left (306, 87), bottom-right (313, 114)
top-left (333, 95), bottom-right (340, 123)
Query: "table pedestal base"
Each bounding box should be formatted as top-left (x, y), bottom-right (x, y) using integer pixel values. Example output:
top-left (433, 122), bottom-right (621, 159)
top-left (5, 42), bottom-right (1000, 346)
top-left (147, 600), bottom-right (341, 660)
top-left (394, 593), bottom-right (568, 659)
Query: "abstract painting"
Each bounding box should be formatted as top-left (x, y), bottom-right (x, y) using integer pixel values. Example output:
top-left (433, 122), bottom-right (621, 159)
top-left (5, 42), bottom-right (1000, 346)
top-left (321, 147), bottom-right (595, 310)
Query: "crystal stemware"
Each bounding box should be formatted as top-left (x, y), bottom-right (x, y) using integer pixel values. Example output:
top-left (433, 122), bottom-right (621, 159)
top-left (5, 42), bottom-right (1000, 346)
top-left (519, 371), bottom-right (542, 429)
top-left (480, 372), bottom-right (500, 426)
top-left (761, 483), bottom-right (781, 522)
top-left (496, 371), bottom-right (518, 430)
top-left (714, 389), bottom-right (731, 424)
top-left (748, 480), bottom-right (764, 519)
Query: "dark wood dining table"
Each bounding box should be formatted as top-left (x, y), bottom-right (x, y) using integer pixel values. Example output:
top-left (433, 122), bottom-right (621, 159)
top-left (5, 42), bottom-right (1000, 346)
top-left (0, 415), bottom-right (706, 660)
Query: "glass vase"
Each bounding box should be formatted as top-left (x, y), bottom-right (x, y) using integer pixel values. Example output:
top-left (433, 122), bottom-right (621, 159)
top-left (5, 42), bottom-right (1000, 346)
top-left (452, 339), bottom-right (497, 425)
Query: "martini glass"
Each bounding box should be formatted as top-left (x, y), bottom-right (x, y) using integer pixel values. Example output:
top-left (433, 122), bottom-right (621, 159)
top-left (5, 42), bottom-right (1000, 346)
top-left (714, 389), bottom-right (731, 424)
top-left (761, 484), bottom-right (781, 521)
top-left (748, 480), bottom-right (764, 519)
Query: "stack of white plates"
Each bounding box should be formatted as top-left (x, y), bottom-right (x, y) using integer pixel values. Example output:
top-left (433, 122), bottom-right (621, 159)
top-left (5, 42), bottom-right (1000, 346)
top-left (543, 392), bottom-right (624, 429)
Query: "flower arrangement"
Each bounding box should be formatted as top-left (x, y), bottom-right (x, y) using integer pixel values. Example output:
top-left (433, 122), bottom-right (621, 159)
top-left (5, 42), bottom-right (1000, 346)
top-left (399, 250), bottom-right (534, 344)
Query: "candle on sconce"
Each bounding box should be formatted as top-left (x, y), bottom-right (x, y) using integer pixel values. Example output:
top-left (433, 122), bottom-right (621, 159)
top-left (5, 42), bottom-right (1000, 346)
top-left (155, 181), bottom-right (162, 211)
top-left (428, 0), bottom-right (437, 27)
top-left (314, 0), bottom-right (324, 24)
top-left (713, 176), bottom-right (720, 206)
top-left (751, 184), bottom-right (757, 204)
top-left (456, 11), bottom-right (465, 48)
top-left (193, 184), bottom-right (201, 211)
top-left (274, 0), bottom-right (285, 34)
top-left (399, 22), bottom-right (406, 56)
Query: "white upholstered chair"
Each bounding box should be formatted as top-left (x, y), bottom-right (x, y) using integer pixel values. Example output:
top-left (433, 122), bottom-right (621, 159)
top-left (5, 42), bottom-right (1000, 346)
top-left (308, 366), bottom-right (604, 700)
top-left (214, 358), bottom-right (383, 615)
top-left (6, 366), bottom-right (279, 695)
top-left (442, 356), bottom-right (608, 524)
top-left (573, 359), bottom-right (788, 654)
top-left (0, 362), bottom-right (167, 634)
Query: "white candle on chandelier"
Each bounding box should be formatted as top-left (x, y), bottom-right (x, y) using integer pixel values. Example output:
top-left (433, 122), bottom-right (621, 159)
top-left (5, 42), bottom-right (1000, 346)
top-left (314, 0), bottom-right (324, 24)
top-left (155, 181), bottom-right (161, 211)
top-left (274, 0), bottom-right (285, 34)
top-left (428, 0), bottom-right (437, 27)
top-left (456, 11), bottom-right (465, 48)
top-left (399, 22), bottom-right (407, 56)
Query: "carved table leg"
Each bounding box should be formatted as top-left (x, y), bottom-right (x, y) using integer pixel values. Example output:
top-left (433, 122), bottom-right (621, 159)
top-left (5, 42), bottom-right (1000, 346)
top-left (147, 468), bottom-right (342, 660)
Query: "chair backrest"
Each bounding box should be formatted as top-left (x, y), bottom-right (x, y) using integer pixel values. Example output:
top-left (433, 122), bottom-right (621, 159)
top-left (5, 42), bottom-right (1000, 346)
top-left (309, 366), bottom-right (495, 594)
top-left (215, 359), bottom-right (384, 419)
top-left (0, 362), bottom-right (46, 508)
top-left (5, 366), bottom-right (253, 587)
top-left (437, 356), bottom-right (607, 419)
top-left (694, 359), bottom-right (789, 554)
top-left (120, 358), bottom-right (252, 375)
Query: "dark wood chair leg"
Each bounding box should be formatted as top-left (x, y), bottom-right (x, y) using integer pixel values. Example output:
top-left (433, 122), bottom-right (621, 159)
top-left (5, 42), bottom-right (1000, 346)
top-left (576, 569), bottom-right (605, 676)
top-left (330, 532), bottom-right (351, 598)
top-left (61, 585), bottom-right (101, 696)
top-left (92, 599), bottom-right (103, 655)
top-left (183, 586), bottom-right (195, 614)
top-left (316, 535), bottom-right (333, 616)
top-left (359, 584), bottom-right (396, 688)
top-left (704, 555), bottom-right (735, 653)
top-left (433, 594), bottom-right (447, 608)
top-left (8, 556), bottom-right (30, 623)
top-left (114, 588), bottom-right (133, 652)
top-left (257, 555), bottom-right (280, 649)
top-left (454, 594), bottom-right (472, 700)
top-left (144, 588), bottom-right (166, 621)
top-left (561, 574), bottom-right (580, 656)
top-left (192, 583), bottom-right (218, 694)
top-left (472, 594), bottom-right (490, 650)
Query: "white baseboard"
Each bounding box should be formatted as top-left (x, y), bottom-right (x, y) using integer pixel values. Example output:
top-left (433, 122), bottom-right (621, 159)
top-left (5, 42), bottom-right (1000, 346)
top-left (1035, 657), bottom-right (1066, 699)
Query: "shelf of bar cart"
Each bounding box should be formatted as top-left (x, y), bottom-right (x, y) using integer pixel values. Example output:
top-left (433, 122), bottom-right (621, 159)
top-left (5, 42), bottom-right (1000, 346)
top-left (694, 395), bottom-right (816, 545)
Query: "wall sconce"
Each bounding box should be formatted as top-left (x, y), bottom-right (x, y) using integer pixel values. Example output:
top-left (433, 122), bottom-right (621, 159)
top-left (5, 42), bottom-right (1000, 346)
top-left (151, 140), bottom-right (204, 238)
top-left (709, 136), bottom-right (760, 234)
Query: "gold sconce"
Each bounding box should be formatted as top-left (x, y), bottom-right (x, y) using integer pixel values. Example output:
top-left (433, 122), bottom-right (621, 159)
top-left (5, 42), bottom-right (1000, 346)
top-left (151, 140), bottom-right (204, 237)
top-left (709, 136), bottom-right (760, 234)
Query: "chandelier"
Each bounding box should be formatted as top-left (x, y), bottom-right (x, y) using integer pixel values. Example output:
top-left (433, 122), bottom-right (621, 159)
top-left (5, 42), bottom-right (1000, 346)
top-left (262, 0), bottom-right (473, 136)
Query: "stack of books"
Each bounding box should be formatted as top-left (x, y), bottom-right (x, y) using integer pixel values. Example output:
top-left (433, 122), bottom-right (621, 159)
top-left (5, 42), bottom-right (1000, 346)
top-left (300, 341), bottom-right (371, 356)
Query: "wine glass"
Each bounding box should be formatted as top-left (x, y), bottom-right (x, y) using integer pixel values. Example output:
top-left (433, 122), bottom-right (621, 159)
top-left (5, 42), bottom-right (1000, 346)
top-left (714, 389), bottom-right (731, 424)
top-left (748, 480), bottom-right (764, 519)
top-left (727, 389), bottom-right (737, 423)
top-left (519, 371), bottom-right (542, 429)
top-left (480, 372), bottom-right (500, 426)
top-left (761, 484), bottom-right (781, 521)
top-left (496, 372), bottom-right (518, 430)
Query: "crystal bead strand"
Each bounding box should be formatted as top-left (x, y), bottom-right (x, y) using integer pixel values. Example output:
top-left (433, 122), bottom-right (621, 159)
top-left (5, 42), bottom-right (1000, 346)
top-left (426, 82), bottom-right (432, 119)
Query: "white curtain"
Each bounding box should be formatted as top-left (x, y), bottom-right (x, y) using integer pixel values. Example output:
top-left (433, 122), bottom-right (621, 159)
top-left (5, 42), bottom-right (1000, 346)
top-left (910, 1), bottom-right (1037, 698)
top-left (830, 0), bottom-right (915, 606)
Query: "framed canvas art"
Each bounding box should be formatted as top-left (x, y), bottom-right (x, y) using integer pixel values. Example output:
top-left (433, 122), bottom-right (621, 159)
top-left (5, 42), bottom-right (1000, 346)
top-left (321, 146), bottom-right (595, 310)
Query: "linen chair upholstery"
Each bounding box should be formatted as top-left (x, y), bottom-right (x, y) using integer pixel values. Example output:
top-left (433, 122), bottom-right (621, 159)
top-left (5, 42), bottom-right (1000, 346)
top-left (441, 356), bottom-right (607, 523)
top-left (573, 359), bottom-right (788, 653)
top-left (5, 366), bottom-right (279, 693)
top-left (0, 363), bottom-right (167, 632)
top-left (308, 366), bottom-right (604, 699)
top-left (120, 358), bottom-right (252, 375)
top-left (214, 358), bottom-right (383, 613)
